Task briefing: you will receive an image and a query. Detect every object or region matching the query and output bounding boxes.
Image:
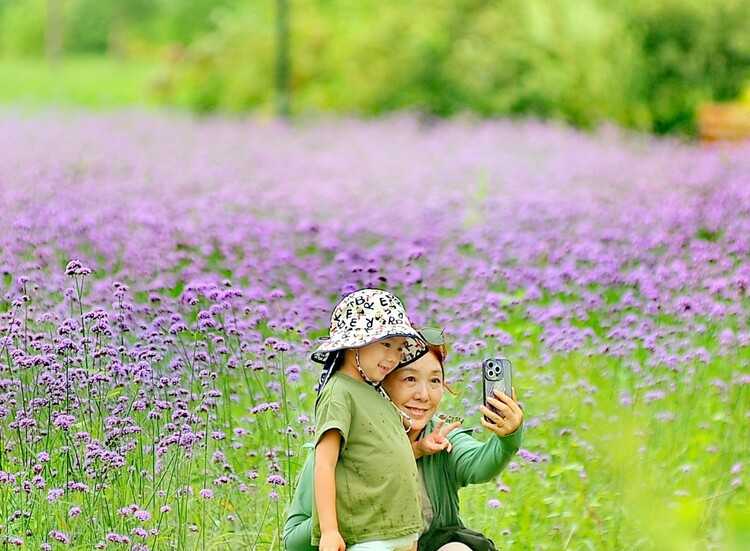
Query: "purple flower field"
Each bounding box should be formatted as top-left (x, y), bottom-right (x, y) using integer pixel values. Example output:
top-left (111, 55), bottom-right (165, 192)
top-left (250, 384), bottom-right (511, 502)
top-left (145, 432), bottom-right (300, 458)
top-left (1, 111), bottom-right (749, 549)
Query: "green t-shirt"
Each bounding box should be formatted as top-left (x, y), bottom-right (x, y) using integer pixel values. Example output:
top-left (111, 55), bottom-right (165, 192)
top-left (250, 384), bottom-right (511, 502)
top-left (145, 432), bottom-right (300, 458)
top-left (312, 371), bottom-right (422, 545)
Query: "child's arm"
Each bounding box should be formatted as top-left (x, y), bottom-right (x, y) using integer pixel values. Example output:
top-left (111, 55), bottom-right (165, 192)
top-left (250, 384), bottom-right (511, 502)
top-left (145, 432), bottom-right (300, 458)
top-left (314, 430), bottom-right (345, 551)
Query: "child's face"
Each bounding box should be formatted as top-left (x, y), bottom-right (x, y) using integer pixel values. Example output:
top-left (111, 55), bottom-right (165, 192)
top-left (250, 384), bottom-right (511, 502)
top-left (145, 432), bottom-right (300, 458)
top-left (354, 336), bottom-right (408, 383)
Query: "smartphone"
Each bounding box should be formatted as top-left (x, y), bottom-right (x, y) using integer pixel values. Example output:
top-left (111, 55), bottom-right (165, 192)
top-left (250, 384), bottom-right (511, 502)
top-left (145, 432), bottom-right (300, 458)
top-left (482, 358), bottom-right (512, 420)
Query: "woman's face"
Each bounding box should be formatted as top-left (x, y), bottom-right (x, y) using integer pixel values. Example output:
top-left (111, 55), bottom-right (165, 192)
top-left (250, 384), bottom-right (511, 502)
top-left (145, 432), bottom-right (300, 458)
top-left (381, 351), bottom-right (444, 435)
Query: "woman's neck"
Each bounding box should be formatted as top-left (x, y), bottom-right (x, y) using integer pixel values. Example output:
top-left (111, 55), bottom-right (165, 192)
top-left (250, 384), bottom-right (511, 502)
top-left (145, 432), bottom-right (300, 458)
top-left (407, 427), bottom-right (421, 443)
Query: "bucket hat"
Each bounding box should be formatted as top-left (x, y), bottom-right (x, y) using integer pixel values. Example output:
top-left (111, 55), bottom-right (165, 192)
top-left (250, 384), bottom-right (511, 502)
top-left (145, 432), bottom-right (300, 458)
top-left (312, 288), bottom-right (427, 367)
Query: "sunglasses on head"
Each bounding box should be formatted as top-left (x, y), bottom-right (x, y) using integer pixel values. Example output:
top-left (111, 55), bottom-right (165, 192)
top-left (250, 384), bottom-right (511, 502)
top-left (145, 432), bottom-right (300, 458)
top-left (420, 326), bottom-right (446, 346)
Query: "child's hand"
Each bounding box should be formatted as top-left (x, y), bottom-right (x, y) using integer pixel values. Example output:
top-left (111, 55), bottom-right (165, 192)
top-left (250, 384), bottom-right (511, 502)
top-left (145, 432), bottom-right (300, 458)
top-left (319, 530), bottom-right (345, 551)
top-left (414, 418), bottom-right (462, 458)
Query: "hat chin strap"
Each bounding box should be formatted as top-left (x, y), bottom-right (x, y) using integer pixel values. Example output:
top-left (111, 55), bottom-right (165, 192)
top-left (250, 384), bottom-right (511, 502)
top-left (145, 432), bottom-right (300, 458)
top-left (356, 350), bottom-right (413, 432)
top-left (354, 348), bottom-right (379, 386)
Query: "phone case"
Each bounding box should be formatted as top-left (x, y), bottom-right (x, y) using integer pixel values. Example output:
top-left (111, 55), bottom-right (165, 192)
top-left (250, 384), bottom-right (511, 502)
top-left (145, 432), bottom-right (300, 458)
top-left (482, 358), bottom-right (512, 420)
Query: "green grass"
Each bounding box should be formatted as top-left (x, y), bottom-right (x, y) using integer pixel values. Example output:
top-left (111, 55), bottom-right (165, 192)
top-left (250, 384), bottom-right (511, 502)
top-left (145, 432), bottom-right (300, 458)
top-left (456, 349), bottom-right (749, 550)
top-left (0, 56), bottom-right (158, 108)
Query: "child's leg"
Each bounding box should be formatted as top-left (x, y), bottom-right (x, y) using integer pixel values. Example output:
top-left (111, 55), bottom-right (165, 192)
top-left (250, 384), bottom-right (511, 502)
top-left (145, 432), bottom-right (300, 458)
top-left (348, 533), bottom-right (419, 551)
top-left (347, 542), bottom-right (390, 551)
top-left (394, 533), bottom-right (419, 551)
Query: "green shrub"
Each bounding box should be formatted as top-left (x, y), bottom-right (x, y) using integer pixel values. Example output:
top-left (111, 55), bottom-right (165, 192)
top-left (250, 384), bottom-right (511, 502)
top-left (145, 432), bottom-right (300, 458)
top-left (624, 0), bottom-right (750, 134)
top-left (0, 0), bottom-right (47, 56)
top-left (155, 0), bottom-right (750, 134)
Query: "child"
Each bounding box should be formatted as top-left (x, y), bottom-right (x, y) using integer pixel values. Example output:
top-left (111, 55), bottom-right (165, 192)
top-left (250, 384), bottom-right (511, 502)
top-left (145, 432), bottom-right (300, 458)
top-left (311, 288), bottom-right (427, 551)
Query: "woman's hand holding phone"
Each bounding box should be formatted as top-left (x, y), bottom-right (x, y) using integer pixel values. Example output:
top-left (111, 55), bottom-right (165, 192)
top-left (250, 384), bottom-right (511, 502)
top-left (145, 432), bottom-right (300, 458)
top-left (479, 387), bottom-right (524, 437)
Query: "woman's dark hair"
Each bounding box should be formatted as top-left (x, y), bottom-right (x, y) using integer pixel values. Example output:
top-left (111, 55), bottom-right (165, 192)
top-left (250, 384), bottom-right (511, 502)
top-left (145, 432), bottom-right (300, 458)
top-left (424, 341), bottom-right (457, 395)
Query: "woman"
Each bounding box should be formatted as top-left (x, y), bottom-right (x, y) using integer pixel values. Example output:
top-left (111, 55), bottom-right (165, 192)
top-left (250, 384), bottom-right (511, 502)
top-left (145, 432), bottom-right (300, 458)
top-left (283, 331), bottom-right (524, 551)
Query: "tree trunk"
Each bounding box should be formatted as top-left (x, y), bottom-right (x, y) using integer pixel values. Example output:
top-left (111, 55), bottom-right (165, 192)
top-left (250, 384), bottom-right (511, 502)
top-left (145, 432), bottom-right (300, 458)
top-left (275, 0), bottom-right (291, 118)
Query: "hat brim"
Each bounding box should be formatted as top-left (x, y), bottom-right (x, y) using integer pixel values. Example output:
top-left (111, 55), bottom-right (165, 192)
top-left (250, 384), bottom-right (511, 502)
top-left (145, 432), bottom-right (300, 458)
top-left (311, 328), bottom-right (427, 367)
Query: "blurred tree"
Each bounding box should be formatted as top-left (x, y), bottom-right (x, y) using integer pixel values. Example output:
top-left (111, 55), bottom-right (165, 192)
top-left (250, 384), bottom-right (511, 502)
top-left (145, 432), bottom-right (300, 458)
top-left (45, 0), bottom-right (63, 63)
top-left (66, 0), bottom-right (155, 56)
top-left (3, 0), bottom-right (750, 135)
top-left (627, 0), bottom-right (750, 133)
top-left (0, 0), bottom-right (47, 56)
top-left (143, 0), bottom-right (229, 45)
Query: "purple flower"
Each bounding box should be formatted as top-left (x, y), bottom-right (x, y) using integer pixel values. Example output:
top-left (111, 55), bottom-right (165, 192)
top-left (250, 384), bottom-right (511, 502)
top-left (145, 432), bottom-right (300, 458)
top-left (106, 533), bottom-right (131, 544)
top-left (285, 365), bottom-right (301, 381)
top-left (266, 475), bottom-right (286, 486)
top-left (134, 509), bottom-right (152, 522)
top-left (644, 391), bottom-right (665, 403)
top-left (47, 489), bottom-right (64, 503)
top-left (48, 530), bottom-right (70, 544)
top-left (53, 414), bottom-right (76, 431)
top-left (718, 328), bottom-right (734, 345)
top-left (64, 260), bottom-right (83, 276)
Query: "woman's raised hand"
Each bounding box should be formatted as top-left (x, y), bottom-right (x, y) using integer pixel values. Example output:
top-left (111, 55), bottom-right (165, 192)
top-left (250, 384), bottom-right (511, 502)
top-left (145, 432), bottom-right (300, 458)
top-left (479, 387), bottom-right (523, 436)
top-left (414, 418), bottom-right (462, 458)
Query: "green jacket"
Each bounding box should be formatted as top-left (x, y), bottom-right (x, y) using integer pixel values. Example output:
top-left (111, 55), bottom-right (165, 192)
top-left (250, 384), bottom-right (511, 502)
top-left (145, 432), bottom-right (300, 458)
top-left (283, 418), bottom-right (523, 551)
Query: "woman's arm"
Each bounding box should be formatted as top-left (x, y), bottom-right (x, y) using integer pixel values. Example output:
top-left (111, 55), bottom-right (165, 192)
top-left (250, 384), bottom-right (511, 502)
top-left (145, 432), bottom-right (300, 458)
top-left (447, 386), bottom-right (524, 486)
top-left (314, 430), bottom-right (346, 551)
top-left (282, 453), bottom-right (317, 551)
top-left (448, 425), bottom-right (523, 486)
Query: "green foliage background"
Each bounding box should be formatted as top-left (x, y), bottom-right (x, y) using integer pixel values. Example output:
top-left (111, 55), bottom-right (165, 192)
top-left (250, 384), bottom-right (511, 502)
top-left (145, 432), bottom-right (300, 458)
top-left (2, 0), bottom-right (750, 134)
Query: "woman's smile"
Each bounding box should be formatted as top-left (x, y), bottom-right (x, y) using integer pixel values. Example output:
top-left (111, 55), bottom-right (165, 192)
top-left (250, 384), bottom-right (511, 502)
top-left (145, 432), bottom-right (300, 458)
top-left (382, 352), bottom-right (445, 438)
top-left (403, 405), bottom-right (431, 418)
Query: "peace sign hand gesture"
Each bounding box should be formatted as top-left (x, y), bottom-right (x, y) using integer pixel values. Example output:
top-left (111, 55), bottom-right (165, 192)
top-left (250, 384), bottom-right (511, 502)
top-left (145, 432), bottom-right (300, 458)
top-left (413, 418), bottom-right (462, 459)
